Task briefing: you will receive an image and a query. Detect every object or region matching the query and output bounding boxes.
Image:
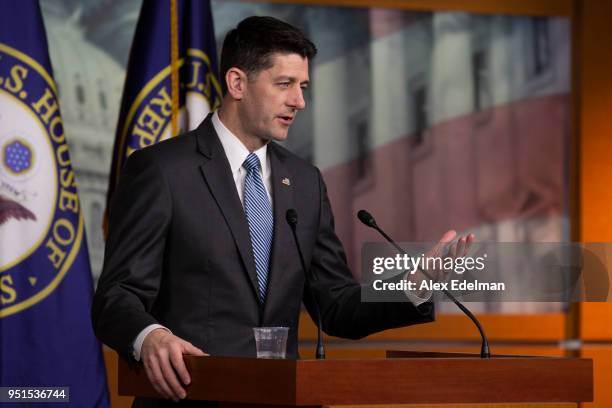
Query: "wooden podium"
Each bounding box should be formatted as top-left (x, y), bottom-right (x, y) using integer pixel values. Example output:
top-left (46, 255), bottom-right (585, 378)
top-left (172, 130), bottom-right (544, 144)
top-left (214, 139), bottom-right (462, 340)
top-left (119, 351), bottom-right (593, 407)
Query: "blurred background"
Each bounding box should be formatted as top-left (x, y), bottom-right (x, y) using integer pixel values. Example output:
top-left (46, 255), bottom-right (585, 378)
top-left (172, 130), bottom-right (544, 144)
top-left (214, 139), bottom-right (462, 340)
top-left (32, 0), bottom-right (612, 406)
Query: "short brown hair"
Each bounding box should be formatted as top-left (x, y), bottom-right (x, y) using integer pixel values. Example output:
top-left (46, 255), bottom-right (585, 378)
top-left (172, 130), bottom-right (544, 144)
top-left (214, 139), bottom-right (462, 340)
top-left (220, 16), bottom-right (317, 93)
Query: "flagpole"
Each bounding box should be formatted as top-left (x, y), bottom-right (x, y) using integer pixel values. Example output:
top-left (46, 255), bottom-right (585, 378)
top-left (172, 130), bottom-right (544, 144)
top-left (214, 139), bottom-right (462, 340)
top-left (170, 0), bottom-right (179, 136)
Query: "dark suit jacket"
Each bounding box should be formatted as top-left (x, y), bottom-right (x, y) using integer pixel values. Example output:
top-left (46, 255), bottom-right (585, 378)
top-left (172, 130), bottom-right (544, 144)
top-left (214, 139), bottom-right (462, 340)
top-left (92, 114), bottom-right (434, 404)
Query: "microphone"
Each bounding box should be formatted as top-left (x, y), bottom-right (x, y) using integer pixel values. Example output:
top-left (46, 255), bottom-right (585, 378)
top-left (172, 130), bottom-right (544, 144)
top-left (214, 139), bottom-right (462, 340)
top-left (286, 209), bottom-right (325, 360)
top-left (357, 210), bottom-right (491, 359)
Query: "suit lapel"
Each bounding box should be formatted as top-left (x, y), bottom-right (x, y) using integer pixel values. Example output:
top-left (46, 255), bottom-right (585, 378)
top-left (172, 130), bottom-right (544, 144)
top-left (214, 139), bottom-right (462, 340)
top-left (263, 143), bottom-right (295, 320)
top-left (196, 115), bottom-right (260, 301)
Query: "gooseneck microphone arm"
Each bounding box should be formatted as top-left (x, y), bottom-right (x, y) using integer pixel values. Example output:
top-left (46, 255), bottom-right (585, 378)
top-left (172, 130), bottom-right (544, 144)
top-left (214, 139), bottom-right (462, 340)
top-left (357, 210), bottom-right (491, 359)
top-left (286, 209), bottom-right (325, 360)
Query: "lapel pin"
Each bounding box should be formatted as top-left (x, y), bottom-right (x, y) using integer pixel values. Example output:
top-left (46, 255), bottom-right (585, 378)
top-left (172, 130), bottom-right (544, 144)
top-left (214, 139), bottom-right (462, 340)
top-left (281, 177), bottom-right (291, 186)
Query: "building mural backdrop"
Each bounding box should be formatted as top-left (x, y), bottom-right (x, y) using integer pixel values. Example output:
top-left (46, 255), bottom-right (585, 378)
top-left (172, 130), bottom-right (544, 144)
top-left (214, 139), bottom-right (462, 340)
top-left (40, 0), bottom-right (570, 313)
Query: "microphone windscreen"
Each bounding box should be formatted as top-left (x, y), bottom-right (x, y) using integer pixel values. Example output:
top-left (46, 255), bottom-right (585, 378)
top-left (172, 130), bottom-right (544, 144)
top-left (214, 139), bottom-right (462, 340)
top-left (357, 209), bottom-right (375, 227)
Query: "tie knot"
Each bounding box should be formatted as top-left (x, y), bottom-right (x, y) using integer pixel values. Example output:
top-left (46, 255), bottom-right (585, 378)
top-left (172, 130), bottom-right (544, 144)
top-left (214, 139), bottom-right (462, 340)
top-left (243, 153), bottom-right (261, 172)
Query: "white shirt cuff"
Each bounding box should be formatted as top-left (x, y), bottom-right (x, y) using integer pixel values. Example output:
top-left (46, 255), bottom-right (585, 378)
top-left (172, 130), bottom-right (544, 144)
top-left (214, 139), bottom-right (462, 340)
top-left (132, 324), bottom-right (171, 361)
top-left (403, 271), bottom-right (432, 306)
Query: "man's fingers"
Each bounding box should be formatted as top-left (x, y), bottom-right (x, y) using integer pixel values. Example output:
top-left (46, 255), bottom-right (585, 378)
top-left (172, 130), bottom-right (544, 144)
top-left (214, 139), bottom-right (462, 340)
top-left (448, 242), bottom-right (457, 258)
top-left (426, 232), bottom-right (477, 280)
top-left (428, 230), bottom-right (456, 259)
top-left (456, 234), bottom-right (475, 257)
top-left (172, 341), bottom-right (208, 385)
top-left (169, 346), bottom-right (192, 386)
top-left (139, 332), bottom-right (209, 401)
top-left (456, 237), bottom-right (466, 258)
top-left (183, 342), bottom-right (207, 357)
top-left (439, 230), bottom-right (457, 244)
top-left (159, 352), bottom-right (186, 400)
top-left (438, 230), bottom-right (457, 256)
top-left (431, 231), bottom-right (476, 258)
top-left (465, 233), bottom-right (475, 254)
top-left (144, 356), bottom-right (175, 401)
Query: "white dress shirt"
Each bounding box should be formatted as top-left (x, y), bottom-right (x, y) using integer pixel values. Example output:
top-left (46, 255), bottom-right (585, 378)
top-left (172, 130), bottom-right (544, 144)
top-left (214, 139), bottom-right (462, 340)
top-left (212, 111), bottom-right (272, 206)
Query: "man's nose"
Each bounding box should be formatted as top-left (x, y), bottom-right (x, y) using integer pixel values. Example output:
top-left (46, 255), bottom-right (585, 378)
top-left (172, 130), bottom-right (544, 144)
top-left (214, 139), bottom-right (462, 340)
top-left (288, 87), bottom-right (306, 110)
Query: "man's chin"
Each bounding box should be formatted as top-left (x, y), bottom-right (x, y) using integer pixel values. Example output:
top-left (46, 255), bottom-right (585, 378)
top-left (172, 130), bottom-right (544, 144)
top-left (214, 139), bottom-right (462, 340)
top-left (270, 130), bottom-right (289, 142)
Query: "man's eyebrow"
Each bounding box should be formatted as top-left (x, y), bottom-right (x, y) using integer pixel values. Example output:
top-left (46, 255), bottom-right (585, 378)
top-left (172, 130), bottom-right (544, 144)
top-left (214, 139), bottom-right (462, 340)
top-left (274, 76), bottom-right (309, 85)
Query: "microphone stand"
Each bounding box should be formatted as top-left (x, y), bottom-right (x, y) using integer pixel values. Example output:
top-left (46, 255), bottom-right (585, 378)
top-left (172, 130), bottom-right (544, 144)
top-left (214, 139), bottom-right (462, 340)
top-left (286, 209), bottom-right (326, 359)
top-left (358, 210), bottom-right (490, 358)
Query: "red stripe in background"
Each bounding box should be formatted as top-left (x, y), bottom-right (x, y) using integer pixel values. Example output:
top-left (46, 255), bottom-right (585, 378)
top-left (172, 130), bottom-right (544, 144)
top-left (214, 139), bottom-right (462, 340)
top-left (321, 93), bottom-right (569, 277)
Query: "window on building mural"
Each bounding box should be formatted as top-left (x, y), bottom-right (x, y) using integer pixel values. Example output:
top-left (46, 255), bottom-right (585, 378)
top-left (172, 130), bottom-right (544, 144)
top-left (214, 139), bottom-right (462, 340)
top-left (530, 17), bottom-right (551, 77)
top-left (355, 119), bottom-right (370, 180)
top-left (411, 85), bottom-right (427, 145)
top-left (76, 83), bottom-right (85, 104)
top-left (472, 49), bottom-right (491, 112)
top-left (99, 90), bottom-right (107, 111)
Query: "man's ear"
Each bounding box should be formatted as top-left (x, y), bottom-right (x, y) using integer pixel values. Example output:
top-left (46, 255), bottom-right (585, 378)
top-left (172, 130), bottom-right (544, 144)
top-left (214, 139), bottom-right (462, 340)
top-left (225, 67), bottom-right (247, 100)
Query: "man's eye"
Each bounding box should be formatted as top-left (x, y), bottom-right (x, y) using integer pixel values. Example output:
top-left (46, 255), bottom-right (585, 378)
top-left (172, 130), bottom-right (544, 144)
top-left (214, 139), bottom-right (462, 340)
top-left (278, 82), bottom-right (290, 88)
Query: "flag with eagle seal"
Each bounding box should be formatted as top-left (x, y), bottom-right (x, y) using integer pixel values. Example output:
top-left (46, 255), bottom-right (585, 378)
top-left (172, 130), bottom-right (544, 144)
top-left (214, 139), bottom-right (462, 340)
top-left (106, 0), bottom-right (222, 223)
top-left (0, 1), bottom-right (109, 405)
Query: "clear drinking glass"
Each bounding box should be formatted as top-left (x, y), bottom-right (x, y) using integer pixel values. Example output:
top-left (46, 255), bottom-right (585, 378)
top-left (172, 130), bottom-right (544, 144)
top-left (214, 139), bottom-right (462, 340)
top-left (253, 326), bottom-right (289, 358)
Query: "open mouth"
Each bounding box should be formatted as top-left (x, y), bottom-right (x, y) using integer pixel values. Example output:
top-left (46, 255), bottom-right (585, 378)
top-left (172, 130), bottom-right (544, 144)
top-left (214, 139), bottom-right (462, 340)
top-left (277, 115), bottom-right (294, 126)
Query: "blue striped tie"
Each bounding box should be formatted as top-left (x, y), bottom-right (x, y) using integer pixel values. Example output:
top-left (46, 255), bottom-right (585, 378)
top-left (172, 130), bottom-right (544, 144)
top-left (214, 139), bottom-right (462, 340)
top-left (243, 153), bottom-right (274, 302)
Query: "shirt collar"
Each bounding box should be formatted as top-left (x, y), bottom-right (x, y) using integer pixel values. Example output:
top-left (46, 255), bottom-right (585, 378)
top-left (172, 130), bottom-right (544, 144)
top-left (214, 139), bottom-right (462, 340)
top-left (212, 111), bottom-right (268, 175)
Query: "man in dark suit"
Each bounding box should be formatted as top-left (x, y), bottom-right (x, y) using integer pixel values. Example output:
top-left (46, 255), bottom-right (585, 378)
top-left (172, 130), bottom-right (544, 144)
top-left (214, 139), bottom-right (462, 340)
top-left (93, 16), bottom-right (469, 405)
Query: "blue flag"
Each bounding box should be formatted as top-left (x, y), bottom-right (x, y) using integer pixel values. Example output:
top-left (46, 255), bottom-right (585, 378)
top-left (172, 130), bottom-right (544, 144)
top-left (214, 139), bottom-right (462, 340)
top-left (106, 0), bottom-right (222, 212)
top-left (0, 1), bottom-right (109, 406)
